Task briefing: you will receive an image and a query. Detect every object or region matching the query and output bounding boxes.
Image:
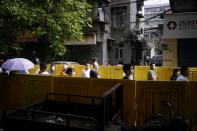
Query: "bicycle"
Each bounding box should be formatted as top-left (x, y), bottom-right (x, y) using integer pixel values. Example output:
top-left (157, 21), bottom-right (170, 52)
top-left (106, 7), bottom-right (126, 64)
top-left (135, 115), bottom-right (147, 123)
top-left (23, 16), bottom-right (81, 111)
top-left (123, 101), bottom-right (189, 131)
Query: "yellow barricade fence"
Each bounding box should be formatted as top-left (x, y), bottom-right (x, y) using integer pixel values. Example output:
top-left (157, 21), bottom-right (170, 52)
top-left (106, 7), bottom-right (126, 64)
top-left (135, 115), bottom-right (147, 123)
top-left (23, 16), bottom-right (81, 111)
top-left (0, 73), bottom-right (10, 122)
top-left (53, 77), bottom-right (91, 103)
top-left (28, 65), bottom-right (197, 81)
top-left (28, 65), bottom-right (39, 74)
top-left (53, 77), bottom-right (91, 96)
top-left (136, 81), bottom-right (188, 125)
top-left (189, 68), bottom-right (197, 81)
top-left (134, 66), bottom-right (149, 80)
top-left (0, 73), bottom-right (9, 106)
top-left (8, 74), bottom-right (53, 107)
top-left (72, 65), bottom-right (85, 77)
top-left (97, 66), bottom-right (111, 78)
top-left (3, 71), bottom-right (197, 129)
top-left (188, 81), bottom-right (197, 130)
top-left (110, 66), bottom-right (123, 79)
top-left (91, 79), bottom-right (135, 125)
top-left (156, 66), bottom-right (174, 80)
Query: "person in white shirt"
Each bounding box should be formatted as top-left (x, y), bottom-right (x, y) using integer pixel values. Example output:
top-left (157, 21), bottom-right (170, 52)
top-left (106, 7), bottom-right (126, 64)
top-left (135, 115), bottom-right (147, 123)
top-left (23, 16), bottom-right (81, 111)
top-left (147, 63), bottom-right (157, 80)
top-left (81, 63), bottom-right (91, 78)
top-left (176, 66), bottom-right (189, 81)
top-left (61, 64), bottom-right (69, 75)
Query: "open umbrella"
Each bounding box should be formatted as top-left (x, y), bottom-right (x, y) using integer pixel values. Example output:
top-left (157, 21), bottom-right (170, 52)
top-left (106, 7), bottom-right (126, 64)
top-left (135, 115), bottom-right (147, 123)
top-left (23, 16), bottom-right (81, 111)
top-left (1, 58), bottom-right (34, 71)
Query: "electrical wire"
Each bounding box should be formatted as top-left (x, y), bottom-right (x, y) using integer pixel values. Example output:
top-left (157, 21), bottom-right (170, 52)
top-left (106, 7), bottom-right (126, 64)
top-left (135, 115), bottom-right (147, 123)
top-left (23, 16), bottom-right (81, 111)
top-left (140, 0), bottom-right (184, 23)
top-left (141, 9), bottom-right (171, 23)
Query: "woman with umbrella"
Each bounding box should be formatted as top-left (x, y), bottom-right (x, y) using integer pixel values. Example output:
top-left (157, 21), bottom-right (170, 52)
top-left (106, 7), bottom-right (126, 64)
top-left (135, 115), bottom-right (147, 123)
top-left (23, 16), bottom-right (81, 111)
top-left (1, 58), bottom-right (34, 74)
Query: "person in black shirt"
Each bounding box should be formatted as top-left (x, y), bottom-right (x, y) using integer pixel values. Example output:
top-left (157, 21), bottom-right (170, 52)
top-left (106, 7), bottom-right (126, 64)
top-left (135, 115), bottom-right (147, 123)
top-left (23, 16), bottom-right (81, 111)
top-left (170, 68), bottom-right (180, 80)
top-left (122, 64), bottom-right (133, 80)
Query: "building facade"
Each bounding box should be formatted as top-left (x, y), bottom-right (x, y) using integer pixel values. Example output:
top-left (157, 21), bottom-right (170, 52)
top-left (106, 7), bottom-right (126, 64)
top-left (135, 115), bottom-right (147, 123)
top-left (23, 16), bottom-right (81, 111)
top-left (64, 0), bottom-right (144, 65)
top-left (109, 0), bottom-right (145, 65)
top-left (143, 3), bottom-right (170, 59)
top-left (64, 0), bottom-right (111, 65)
top-left (163, 0), bottom-right (197, 67)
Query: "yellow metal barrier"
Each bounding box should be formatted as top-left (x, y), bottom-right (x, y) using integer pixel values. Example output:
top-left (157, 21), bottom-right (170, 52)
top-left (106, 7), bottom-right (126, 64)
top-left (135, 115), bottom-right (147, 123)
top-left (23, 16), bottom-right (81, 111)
top-left (29, 65), bottom-right (197, 81)
top-left (110, 66), bottom-right (123, 79)
top-left (136, 81), bottom-right (188, 125)
top-left (189, 68), bottom-right (197, 81)
top-left (28, 65), bottom-right (39, 74)
top-left (134, 66), bottom-right (149, 80)
top-left (72, 65), bottom-right (85, 77)
top-left (53, 77), bottom-right (91, 103)
top-left (188, 81), bottom-right (197, 130)
top-left (134, 66), bottom-right (175, 81)
top-left (8, 74), bottom-right (53, 107)
top-left (97, 66), bottom-right (111, 78)
top-left (91, 79), bottom-right (135, 125)
top-left (53, 77), bottom-right (91, 96)
top-left (1, 74), bottom-right (197, 127)
top-left (0, 73), bottom-right (10, 121)
top-left (156, 67), bottom-right (174, 80)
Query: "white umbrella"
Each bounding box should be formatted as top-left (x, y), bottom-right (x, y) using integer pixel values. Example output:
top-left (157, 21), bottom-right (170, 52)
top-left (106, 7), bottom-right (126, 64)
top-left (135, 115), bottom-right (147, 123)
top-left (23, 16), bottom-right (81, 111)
top-left (1, 58), bottom-right (34, 71)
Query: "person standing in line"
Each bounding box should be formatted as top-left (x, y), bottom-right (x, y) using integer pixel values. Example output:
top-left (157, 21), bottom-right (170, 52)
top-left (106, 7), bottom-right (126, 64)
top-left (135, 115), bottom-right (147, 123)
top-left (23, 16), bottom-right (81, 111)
top-left (170, 68), bottom-right (180, 80)
top-left (81, 63), bottom-right (91, 78)
top-left (176, 66), bottom-right (189, 81)
top-left (35, 63), bottom-right (49, 75)
top-left (65, 67), bottom-right (75, 77)
top-left (147, 63), bottom-right (157, 80)
top-left (90, 62), bottom-right (99, 78)
top-left (48, 64), bottom-right (56, 75)
top-left (122, 64), bottom-right (134, 80)
top-left (62, 64), bottom-right (69, 75)
top-left (92, 58), bottom-right (98, 66)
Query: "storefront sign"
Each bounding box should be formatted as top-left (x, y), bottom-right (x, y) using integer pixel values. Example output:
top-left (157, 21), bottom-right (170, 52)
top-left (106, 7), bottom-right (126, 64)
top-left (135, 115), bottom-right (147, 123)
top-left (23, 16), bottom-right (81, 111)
top-left (64, 33), bottom-right (96, 45)
top-left (163, 13), bottom-right (197, 38)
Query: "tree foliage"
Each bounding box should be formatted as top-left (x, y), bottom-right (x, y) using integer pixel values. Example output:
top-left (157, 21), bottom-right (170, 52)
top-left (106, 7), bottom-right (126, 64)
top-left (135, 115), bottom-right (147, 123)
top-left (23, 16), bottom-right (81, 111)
top-left (0, 0), bottom-right (92, 57)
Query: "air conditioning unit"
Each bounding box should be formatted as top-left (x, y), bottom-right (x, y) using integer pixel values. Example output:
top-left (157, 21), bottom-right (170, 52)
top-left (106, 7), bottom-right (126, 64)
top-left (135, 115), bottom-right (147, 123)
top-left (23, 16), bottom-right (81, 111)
top-left (96, 8), bottom-right (104, 22)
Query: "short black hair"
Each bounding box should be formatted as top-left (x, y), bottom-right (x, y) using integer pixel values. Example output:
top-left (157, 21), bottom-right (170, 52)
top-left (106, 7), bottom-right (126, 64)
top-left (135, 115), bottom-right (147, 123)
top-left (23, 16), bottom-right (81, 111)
top-left (150, 62), bottom-right (155, 67)
top-left (66, 67), bottom-right (73, 75)
top-left (40, 63), bottom-right (47, 70)
top-left (180, 66), bottom-right (189, 74)
top-left (123, 64), bottom-right (131, 73)
top-left (173, 68), bottom-right (180, 75)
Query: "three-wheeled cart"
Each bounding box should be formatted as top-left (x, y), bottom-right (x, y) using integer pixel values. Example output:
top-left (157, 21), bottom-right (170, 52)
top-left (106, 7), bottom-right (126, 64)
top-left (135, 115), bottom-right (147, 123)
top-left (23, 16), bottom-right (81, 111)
top-left (3, 83), bottom-right (123, 131)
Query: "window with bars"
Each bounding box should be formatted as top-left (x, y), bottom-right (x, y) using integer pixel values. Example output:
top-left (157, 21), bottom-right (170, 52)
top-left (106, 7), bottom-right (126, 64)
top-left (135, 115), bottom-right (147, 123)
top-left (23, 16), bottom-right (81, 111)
top-left (112, 9), bottom-right (125, 29)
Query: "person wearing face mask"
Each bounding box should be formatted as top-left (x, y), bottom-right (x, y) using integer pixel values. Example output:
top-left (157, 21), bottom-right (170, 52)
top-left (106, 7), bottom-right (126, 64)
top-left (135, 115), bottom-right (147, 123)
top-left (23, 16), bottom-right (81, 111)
top-left (65, 67), bottom-right (75, 77)
top-left (147, 63), bottom-right (157, 80)
top-left (48, 64), bottom-right (56, 75)
top-left (170, 68), bottom-right (180, 81)
top-left (81, 63), bottom-right (91, 78)
top-left (122, 64), bottom-right (134, 80)
top-left (176, 66), bottom-right (189, 81)
top-left (35, 63), bottom-right (49, 75)
top-left (90, 62), bottom-right (100, 78)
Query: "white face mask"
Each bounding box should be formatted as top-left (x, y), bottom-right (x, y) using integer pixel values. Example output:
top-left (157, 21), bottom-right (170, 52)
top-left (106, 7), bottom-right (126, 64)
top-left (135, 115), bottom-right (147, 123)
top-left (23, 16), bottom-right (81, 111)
top-left (52, 66), bottom-right (55, 70)
top-left (131, 69), bottom-right (134, 74)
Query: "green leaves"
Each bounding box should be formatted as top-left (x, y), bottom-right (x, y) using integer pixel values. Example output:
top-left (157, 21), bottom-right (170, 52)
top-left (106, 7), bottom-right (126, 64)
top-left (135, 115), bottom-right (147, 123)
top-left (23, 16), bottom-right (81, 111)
top-left (0, 0), bottom-right (92, 57)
